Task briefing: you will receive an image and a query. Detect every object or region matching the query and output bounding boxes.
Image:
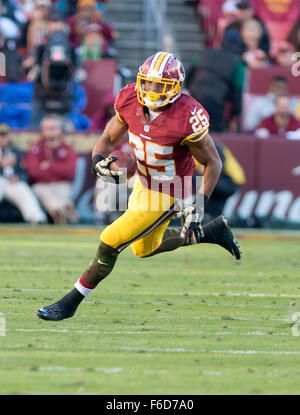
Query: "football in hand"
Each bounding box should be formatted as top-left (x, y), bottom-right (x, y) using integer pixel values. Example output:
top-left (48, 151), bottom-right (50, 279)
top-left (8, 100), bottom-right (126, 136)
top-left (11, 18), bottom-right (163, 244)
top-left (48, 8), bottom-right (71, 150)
top-left (109, 149), bottom-right (137, 181)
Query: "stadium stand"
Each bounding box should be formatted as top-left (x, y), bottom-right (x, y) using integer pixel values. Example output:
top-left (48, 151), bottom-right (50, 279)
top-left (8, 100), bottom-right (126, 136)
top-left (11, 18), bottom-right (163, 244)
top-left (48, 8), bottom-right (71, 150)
top-left (0, 0), bottom-right (299, 227)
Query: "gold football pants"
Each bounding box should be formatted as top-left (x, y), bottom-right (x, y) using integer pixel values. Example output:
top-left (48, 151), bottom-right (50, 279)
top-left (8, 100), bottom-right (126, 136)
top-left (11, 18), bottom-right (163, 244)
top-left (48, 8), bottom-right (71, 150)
top-left (100, 177), bottom-right (176, 257)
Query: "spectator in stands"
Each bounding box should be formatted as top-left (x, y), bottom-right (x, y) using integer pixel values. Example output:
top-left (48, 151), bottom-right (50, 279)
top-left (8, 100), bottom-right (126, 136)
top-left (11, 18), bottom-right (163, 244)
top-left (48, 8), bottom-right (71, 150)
top-left (19, 0), bottom-right (52, 54)
top-left (243, 76), bottom-right (300, 131)
top-left (222, 1), bottom-right (270, 56)
top-left (221, 17), bottom-right (270, 101)
top-left (185, 47), bottom-right (243, 132)
top-left (238, 18), bottom-right (270, 67)
top-left (78, 23), bottom-right (107, 60)
top-left (274, 41), bottom-right (295, 67)
top-left (193, 140), bottom-right (246, 223)
top-left (287, 19), bottom-right (300, 53)
top-left (26, 114), bottom-right (79, 224)
top-left (67, 0), bottom-right (118, 55)
top-left (0, 123), bottom-right (47, 224)
top-left (255, 94), bottom-right (300, 138)
top-left (222, 17), bottom-right (271, 112)
top-left (23, 11), bottom-right (86, 128)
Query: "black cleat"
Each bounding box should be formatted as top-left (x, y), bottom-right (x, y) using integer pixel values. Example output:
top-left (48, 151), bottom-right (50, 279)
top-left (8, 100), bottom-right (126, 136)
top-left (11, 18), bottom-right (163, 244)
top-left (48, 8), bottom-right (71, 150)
top-left (37, 288), bottom-right (84, 321)
top-left (36, 302), bottom-right (77, 321)
top-left (203, 215), bottom-right (241, 260)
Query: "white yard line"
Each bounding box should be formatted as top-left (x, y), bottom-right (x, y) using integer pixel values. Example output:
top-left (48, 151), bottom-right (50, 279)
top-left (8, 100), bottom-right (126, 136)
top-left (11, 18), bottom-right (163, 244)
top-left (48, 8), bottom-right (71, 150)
top-left (8, 328), bottom-right (143, 335)
top-left (1, 287), bottom-right (300, 299)
top-left (27, 366), bottom-right (220, 376)
top-left (3, 343), bottom-right (300, 356)
top-left (116, 347), bottom-right (300, 355)
top-left (216, 330), bottom-right (289, 336)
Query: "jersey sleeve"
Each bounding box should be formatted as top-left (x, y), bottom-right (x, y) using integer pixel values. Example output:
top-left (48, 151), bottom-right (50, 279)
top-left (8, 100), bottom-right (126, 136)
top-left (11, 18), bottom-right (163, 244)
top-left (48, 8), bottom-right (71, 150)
top-left (114, 84), bottom-right (134, 126)
top-left (179, 103), bottom-right (210, 145)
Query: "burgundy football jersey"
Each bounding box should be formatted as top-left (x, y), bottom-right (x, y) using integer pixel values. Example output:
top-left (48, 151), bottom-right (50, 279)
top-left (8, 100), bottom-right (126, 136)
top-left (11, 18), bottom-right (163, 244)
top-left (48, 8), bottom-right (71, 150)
top-left (115, 83), bottom-right (210, 199)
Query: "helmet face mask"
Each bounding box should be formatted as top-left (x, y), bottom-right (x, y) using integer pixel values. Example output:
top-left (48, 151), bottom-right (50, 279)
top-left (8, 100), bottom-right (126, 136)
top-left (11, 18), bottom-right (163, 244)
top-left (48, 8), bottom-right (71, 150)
top-left (136, 52), bottom-right (185, 109)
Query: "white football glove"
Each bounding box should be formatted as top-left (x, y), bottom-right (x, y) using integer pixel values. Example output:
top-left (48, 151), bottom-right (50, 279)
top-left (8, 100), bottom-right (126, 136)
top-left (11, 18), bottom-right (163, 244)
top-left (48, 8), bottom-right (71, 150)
top-left (92, 155), bottom-right (124, 184)
top-left (177, 205), bottom-right (204, 244)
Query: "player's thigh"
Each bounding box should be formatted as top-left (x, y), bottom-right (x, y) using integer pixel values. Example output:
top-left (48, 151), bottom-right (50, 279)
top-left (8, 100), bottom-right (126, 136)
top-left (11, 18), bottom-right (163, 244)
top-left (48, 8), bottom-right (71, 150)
top-left (100, 177), bottom-right (175, 253)
top-left (100, 207), bottom-right (174, 253)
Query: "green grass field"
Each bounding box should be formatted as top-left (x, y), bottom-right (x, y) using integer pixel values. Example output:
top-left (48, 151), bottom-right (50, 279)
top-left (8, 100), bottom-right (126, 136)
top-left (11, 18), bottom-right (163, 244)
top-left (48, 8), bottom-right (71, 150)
top-left (0, 226), bottom-right (300, 395)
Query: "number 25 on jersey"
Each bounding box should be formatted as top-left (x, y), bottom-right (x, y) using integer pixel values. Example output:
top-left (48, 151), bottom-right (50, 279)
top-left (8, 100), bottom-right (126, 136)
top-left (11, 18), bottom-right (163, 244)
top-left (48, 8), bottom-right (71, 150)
top-left (189, 108), bottom-right (209, 133)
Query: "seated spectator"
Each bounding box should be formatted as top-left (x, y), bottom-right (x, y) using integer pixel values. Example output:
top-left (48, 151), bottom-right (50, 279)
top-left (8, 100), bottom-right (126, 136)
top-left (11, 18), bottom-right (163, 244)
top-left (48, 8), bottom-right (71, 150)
top-left (0, 123), bottom-right (47, 224)
top-left (185, 47), bottom-right (243, 132)
top-left (243, 76), bottom-right (300, 131)
top-left (67, 0), bottom-right (118, 54)
top-left (78, 24), bottom-right (107, 61)
top-left (193, 140), bottom-right (246, 223)
top-left (222, 1), bottom-right (270, 56)
top-left (26, 114), bottom-right (79, 224)
top-left (255, 94), bottom-right (300, 138)
top-left (23, 11), bottom-right (87, 128)
top-left (274, 41), bottom-right (295, 67)
top-left (90, 90), bottom-right (115, 131)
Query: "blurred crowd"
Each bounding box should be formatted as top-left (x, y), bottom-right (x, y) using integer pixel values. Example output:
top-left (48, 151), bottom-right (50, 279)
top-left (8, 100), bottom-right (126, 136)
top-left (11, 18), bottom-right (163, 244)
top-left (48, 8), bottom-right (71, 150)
top-left (186, 0), bottom-right (300, 136)
top-left (0, 0), bottom-right (118, 130)
top-left (1, 0), bottom-right (300, 226)
top-left (0, 117), bottom-right (79, 224)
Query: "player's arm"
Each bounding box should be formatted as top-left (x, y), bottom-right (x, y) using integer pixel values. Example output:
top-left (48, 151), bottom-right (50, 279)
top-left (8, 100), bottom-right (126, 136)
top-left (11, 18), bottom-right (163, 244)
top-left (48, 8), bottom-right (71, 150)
top-left (179, 132), bottom-right (222, 243)
top-left (91, 115), bottom-right (128, 182)
top-left (187, 132), bottom-right (222, 199)
top-left (92, 114), bottom-right (128, 158)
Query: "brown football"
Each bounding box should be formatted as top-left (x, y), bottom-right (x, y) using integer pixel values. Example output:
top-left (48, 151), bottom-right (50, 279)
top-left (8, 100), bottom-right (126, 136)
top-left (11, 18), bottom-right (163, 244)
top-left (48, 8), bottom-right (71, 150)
top-left (109, 149), bottom-right (137, 181)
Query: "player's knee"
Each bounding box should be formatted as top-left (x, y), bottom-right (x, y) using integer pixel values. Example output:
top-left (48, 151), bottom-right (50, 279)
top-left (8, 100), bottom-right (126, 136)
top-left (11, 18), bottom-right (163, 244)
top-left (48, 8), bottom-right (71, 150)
top-left (130, 244), bottom-right (150, 258)
top-left (100, 224), bottom-right (122, 251)
top-left (97, 241), bottom-right (119, 262)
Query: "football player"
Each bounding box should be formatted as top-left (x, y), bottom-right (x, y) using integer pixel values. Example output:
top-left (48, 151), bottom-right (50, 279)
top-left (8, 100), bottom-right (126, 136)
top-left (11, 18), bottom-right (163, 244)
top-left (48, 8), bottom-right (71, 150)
top-left (37, 52), bottom-right (241, 321)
